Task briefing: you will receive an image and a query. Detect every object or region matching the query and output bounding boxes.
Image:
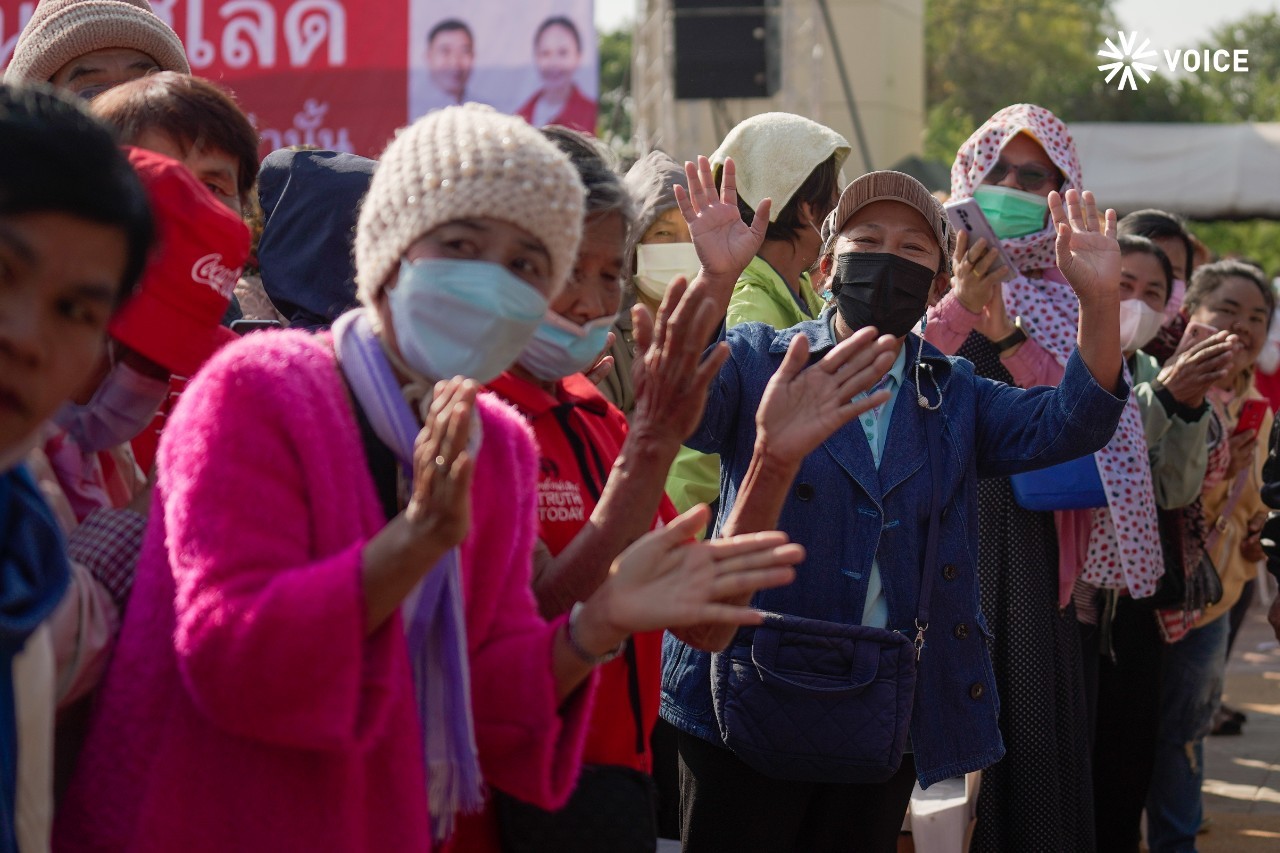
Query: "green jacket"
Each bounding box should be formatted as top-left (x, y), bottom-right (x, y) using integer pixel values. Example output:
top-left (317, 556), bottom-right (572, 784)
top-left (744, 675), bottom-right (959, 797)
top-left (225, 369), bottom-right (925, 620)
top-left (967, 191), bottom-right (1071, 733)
top-left (665, 256), bottom-right (824, 519)
top-left (1132, 351), bottom-right (1210, 509)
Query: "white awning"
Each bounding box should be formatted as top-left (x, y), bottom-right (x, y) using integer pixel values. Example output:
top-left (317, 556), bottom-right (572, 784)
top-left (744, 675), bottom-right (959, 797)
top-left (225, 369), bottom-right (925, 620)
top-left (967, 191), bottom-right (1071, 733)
top-left (1070, 122), bottom-right (1280, 220)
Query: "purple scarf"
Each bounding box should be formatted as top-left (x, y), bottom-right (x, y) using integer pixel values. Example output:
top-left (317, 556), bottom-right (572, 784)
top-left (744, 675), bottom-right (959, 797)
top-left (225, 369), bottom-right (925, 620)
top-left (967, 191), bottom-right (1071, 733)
top-left (333, 309), bottom-right (483, 841)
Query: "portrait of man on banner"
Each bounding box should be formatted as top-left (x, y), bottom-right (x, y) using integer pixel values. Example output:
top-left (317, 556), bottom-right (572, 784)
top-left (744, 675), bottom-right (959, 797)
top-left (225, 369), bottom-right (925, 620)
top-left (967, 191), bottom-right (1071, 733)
top-left (408, 0), bottom-right (598, 133)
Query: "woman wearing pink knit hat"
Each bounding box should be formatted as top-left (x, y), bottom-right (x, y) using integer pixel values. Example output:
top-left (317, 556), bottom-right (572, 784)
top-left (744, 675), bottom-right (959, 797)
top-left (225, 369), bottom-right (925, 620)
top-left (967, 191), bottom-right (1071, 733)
top-left (55, 104), bottom-right (802, 852)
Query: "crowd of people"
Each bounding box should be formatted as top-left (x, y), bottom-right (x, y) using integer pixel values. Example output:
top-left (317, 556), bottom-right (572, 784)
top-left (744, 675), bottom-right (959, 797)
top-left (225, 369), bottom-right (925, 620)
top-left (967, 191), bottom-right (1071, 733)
top-left (3, 2), bottom-right (1280, 852)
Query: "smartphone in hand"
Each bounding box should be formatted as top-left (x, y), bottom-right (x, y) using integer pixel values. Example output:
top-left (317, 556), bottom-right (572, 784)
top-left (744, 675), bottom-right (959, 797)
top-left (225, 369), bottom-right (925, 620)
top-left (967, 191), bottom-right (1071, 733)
top-left (1172, 321), bottom-right (1218, 358)
top-left (943, 199), bottom-right (1018, 283)
top-left (1235, 399), bottom-right (1269, 436)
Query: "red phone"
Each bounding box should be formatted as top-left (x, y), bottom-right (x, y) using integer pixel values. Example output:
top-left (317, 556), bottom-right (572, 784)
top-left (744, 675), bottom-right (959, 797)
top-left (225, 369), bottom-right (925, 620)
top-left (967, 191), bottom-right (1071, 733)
top-left (1235, 399), bottom-right (1269, 436)
top-left (1172, 321), bottom-right (1217, 358)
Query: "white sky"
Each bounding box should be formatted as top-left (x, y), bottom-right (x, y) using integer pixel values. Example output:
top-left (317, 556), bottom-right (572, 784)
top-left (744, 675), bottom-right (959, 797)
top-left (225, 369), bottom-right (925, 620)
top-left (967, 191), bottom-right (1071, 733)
top-left (594, 0), bottom-right (1279, 44)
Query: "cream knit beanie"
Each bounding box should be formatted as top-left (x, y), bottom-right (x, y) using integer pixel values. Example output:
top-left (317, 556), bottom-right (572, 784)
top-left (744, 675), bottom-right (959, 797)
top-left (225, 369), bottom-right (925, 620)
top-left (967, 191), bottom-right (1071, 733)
top-left (711, 112), bottom-right (850, 222)
top-left (6, 0), bottom-right (190, 84)
top-left (355, 104), bottom-right (586, 302)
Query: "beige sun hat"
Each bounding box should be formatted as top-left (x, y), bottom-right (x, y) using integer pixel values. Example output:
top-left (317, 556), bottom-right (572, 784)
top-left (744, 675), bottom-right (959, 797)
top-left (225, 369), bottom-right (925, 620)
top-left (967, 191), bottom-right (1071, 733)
top-left (5, 0), bottom-right (190, 85)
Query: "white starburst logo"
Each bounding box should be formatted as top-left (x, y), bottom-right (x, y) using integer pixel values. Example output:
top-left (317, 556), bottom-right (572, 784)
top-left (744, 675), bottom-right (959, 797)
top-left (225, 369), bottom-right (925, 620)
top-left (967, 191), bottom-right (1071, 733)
top-left (1098, 31), bottom-right (1159, 90)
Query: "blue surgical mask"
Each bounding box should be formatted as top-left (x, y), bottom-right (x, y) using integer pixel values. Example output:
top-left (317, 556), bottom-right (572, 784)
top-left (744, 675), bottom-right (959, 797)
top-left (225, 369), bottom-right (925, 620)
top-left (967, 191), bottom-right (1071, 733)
top-left (54, 356), bottom-right (170, 453)
top-left (387, 258), bottom-right (548, 384)
top-left (518, 310), bottom-right (615, 381)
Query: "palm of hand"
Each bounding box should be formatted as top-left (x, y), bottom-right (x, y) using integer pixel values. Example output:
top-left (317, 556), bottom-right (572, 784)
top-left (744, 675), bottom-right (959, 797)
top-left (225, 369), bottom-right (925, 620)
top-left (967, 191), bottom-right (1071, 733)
top-left (689, 201), bottom-right (762, 278)
top-left (758, 369), bottom-right (847, 462)
top-left (1058, 230), bottom-right (1120, 302)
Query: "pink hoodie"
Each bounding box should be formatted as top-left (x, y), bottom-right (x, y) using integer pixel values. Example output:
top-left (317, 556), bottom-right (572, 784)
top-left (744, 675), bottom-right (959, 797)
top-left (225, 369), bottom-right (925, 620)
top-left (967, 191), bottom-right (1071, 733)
top-left (55, 330), bottom-right (594, 852)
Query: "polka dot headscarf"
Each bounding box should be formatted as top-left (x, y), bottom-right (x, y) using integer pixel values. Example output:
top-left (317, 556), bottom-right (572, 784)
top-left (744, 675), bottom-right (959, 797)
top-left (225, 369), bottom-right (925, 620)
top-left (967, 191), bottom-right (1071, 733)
top-left (954, 104), bottom-right (1164, 598)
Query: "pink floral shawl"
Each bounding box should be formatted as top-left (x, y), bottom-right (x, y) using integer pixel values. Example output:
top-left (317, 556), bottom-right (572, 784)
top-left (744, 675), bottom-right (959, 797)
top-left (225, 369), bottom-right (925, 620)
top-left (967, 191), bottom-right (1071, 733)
top-left (951, 104), bottom-right (1164, 598)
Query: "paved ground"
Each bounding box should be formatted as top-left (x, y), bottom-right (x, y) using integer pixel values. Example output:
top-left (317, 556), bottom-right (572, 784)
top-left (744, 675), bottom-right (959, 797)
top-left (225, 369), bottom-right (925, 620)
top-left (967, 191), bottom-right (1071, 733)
top-left (1199, 594), bottom-right (1280, 852)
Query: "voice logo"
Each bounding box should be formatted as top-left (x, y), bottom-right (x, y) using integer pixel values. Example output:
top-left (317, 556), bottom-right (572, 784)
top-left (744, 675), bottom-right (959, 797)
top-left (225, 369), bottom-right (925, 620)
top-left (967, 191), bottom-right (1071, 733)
top-left (1098, 31), bottom-right (1250, 91)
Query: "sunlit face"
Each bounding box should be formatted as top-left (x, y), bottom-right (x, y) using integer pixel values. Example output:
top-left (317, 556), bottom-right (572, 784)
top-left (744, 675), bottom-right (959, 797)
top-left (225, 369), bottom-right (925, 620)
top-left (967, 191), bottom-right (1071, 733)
top-left (640, 207), bottom-right (691, 246)
top-left (0, 213), bottom-right (126, 462)
top-left (50, 47), bottom-right (159, 100)
top-left (131, 128), bottom-right (243, 216)
top-left (553, 211), bottom-right (625, 323)
top-left (534, 24), bottom-right (580, 90)
top-left (986, 132), bottom-right (1062, 201)
top-left (1188, 275), bottom-right (1271, 372)
top-left (833, 199), bottom-right (943, 272)
top-left (1118, 251), bottom-right (1168, 315)
top-left (1151, 235), bottom-right (1189, 282)
top-left (427, 29), bottom-right (474, 100)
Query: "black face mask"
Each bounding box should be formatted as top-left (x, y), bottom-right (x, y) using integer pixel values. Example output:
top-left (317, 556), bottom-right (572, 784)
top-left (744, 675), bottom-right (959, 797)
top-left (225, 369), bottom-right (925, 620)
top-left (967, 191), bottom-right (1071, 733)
top-left (832, 252), bottom-right (936, 338)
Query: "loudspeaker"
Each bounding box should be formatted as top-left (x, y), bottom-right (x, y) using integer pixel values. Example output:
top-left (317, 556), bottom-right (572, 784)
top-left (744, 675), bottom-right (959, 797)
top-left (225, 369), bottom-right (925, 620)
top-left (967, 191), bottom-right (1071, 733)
top-left (672, 0), bottom-right (780, 100)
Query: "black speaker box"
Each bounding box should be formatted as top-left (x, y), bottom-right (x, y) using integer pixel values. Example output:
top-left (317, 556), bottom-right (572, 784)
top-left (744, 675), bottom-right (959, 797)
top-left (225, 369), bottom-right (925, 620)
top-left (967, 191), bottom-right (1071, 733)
top-left (672, 0), bottom-right (780, 100)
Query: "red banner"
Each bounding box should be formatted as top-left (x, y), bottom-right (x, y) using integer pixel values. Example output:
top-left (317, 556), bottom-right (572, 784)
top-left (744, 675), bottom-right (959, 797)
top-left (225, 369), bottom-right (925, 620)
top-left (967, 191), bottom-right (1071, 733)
top-left (1, 0), bottom-right (597, 159)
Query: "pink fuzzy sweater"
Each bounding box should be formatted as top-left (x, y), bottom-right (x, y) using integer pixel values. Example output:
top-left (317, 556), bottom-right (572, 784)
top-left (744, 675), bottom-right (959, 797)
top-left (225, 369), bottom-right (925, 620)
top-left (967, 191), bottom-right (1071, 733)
top-left (54, 331), bottom-right (595, 852)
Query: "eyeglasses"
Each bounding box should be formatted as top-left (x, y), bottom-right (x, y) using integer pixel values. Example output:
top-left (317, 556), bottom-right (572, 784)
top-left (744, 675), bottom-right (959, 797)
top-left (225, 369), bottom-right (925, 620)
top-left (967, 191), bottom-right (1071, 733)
top-left (983, 159), bottom-right (1061, 193)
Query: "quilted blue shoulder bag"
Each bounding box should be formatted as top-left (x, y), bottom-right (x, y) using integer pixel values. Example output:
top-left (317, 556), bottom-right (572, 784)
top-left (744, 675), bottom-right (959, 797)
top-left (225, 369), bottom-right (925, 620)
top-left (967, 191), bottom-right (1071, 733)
top-left (709, 404), bottom-right (943, 783)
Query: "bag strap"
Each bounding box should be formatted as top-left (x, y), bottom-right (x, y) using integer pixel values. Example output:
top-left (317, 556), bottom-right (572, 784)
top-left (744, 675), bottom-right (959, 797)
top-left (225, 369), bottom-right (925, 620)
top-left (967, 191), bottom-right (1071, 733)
top-left (915, 339), bottom-right (944, 661)
top-left (1205, 466), bottom-right (1252, 556)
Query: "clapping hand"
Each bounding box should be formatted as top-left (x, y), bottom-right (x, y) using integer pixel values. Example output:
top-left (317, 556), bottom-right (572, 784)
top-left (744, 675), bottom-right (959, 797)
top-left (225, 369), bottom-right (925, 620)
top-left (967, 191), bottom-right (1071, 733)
top-left (1048, 189), bottom-right (1120, 306)
top-left (405, 377), bottom-right (476, 550)
top-left (755, 327), bottom-right (899, 467)
top-left (593, 504), bottom-right (802, 648)
top-left (629, 275), bottom-right (730, 448)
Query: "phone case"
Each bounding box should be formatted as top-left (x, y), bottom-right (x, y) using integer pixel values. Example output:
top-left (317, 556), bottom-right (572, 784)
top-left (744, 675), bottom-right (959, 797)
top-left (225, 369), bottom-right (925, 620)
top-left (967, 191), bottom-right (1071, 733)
top-left (943, 199), bottom-right (1018, 283)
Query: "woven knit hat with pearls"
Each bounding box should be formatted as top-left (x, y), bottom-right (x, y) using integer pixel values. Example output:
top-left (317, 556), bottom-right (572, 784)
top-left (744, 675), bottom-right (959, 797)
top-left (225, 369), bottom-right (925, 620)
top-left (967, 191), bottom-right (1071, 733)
top-left (5, 0), bottom-right (190, 85)
top-left (355, 104), bottom-right (586, 302)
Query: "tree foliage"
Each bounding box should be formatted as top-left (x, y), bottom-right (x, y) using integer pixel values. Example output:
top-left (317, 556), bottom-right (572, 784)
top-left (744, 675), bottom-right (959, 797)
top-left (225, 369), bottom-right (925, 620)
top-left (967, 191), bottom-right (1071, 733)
top-left (596, 28), bottom-right (634, 151)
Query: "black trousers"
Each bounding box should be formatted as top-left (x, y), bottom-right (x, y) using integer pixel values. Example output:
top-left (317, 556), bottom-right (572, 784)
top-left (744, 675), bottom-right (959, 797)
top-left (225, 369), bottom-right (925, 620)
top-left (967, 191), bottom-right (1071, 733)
top-left (676, 730), bottom-right (916, 853)
top-left (1092, 595), bottom-right (1163, 853)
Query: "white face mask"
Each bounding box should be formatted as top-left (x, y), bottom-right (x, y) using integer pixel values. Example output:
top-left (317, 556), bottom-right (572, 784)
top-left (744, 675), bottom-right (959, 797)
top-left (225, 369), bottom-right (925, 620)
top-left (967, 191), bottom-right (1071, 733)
top-left (53, 357), bottom-right (171, 453)
top-left (1118, 298), bottom-right (1167, 354)
top-left (634, 242), bottom-right (701, 303)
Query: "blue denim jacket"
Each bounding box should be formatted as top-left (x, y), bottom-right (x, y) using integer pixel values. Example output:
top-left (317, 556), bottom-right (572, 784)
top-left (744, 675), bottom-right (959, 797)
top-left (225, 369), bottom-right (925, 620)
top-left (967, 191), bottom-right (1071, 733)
top-left (660, 317), bottom-right (1129, 787)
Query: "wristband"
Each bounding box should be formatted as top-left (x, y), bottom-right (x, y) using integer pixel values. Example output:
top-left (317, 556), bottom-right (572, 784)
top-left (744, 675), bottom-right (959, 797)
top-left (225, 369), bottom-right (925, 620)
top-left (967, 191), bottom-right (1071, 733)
top-left (567, 601), bottom-right (627, 666)
top-left (993, 316), bottom-right (1028, 354)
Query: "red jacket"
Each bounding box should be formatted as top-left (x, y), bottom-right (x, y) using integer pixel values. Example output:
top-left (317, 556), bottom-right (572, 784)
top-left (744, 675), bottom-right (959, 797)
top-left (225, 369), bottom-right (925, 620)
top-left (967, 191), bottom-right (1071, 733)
top-left (488, 370), bottom-right (675, 771)
top-left (516, 84), bottom-right (597, 135)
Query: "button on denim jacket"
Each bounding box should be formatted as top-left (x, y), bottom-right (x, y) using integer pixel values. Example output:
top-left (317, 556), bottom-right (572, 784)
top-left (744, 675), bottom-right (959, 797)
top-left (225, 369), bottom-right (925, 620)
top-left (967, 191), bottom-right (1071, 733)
top-left (660, 317), bottom-right (1128, 787)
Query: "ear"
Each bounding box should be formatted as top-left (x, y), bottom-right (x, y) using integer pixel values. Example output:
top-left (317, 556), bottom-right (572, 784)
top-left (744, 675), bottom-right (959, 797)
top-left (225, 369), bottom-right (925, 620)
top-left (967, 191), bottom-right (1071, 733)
top-left (819, 252), bottom-right (835, 280)
top-left (928, 270), bottom-right (951, 307)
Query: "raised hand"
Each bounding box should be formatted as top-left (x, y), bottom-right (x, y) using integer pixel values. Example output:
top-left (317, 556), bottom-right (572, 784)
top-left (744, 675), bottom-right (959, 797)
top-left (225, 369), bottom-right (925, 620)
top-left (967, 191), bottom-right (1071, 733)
top-left (591, 504), bottom-right (801, 644)
top-left (628, 275), bottom-right (730, 448)
top-left (755, 328), bottom-right (898, 467)
top-left (405, 377), bottom-right (476, 550)
top-left (1049, 189), bottom-right (1120, 306)
top-left (674, 156), bottom-right (771, 282)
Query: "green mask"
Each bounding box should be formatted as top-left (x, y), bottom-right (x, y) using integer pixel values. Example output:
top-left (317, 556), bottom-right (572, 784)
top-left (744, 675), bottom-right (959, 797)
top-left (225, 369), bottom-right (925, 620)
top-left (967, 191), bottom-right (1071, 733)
top-left (974, 185), bottom-right (1050, 240)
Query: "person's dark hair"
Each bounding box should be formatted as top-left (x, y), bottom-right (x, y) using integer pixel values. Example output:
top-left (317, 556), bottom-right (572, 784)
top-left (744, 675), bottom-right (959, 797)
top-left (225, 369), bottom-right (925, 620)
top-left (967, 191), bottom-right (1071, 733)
top-left (541, 125), bottom-right (634, 227)
top-left (1117, 234), bottom-right (1174, 303)
top-left (91, 72), bottom-right (260, 207)
top-left (428, 18), bottom-right (472, 46)
top-left (1185, 259), bottom-right (1276, 329)
top-left (535, 15), bottom-right (581, 52)
top-left (0, 82), bottom-right (152, 304)
top-left (1117, 209), bottom-right (1194, 279)
top-left (722, 152), bottom-right (840, 245)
